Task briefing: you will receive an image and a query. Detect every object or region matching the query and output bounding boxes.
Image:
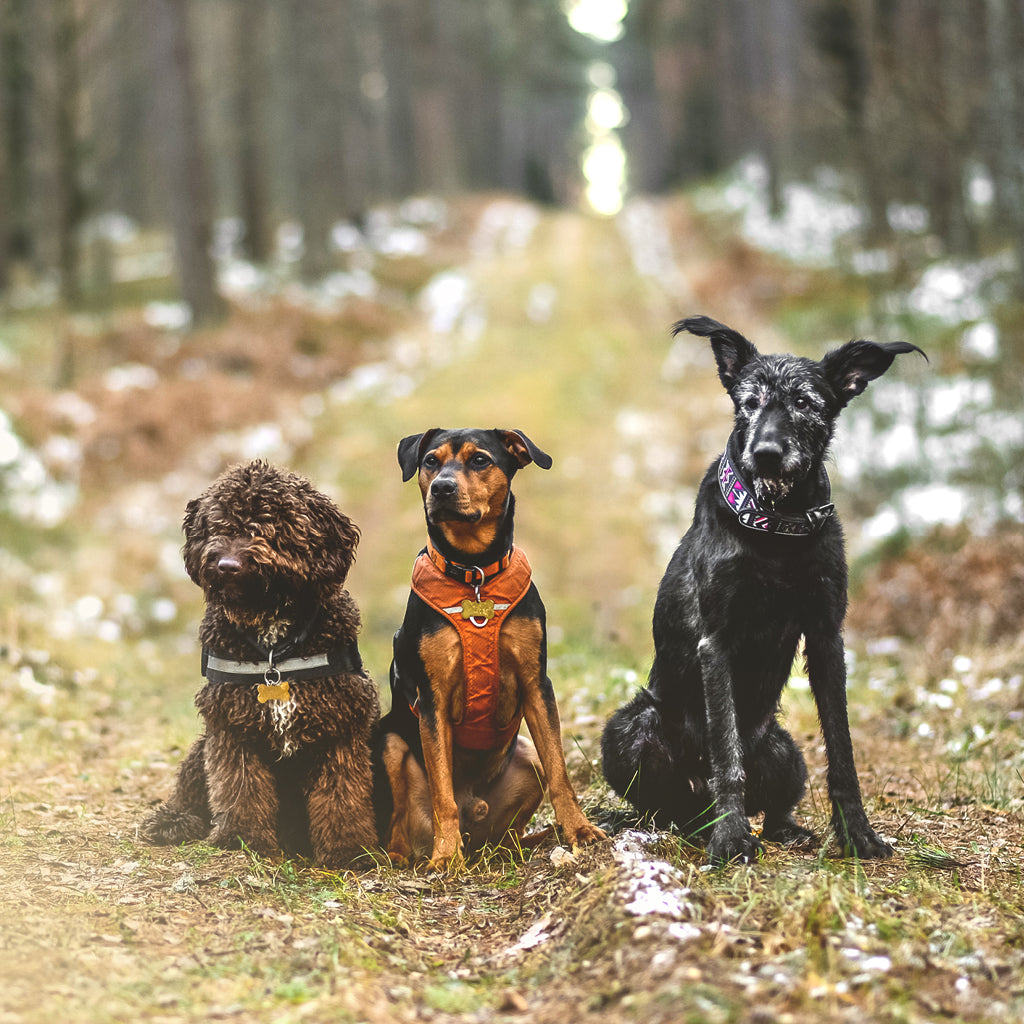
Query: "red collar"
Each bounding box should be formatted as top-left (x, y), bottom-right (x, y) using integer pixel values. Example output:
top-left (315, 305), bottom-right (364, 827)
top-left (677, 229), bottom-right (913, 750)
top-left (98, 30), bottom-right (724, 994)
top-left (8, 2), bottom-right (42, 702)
top-left (425, 540), bottom-right (513, 585)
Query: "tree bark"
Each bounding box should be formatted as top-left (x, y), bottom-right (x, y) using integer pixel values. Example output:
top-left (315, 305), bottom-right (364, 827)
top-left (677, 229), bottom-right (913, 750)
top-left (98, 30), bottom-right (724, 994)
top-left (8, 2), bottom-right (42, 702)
top-left (147, 0), bottom-right (225, 325)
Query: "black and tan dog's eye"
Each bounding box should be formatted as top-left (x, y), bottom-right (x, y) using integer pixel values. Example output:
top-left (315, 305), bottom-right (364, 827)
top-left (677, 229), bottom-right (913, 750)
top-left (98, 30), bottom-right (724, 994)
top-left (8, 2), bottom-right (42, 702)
top-left (469, 452), bottom-right (492, 469)
top-left (423, 454), bottom-right (440, 470)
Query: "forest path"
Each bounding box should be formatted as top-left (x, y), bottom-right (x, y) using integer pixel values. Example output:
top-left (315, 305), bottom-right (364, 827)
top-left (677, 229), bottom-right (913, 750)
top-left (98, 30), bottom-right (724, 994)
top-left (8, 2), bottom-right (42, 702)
top-left (329, 197), bottom-right (752, 667)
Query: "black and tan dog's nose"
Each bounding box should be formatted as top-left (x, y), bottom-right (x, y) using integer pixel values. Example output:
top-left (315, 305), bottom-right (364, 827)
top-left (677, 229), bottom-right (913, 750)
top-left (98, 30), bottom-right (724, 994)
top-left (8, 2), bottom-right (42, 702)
top-left (430, 476), bottom-right (458, 499)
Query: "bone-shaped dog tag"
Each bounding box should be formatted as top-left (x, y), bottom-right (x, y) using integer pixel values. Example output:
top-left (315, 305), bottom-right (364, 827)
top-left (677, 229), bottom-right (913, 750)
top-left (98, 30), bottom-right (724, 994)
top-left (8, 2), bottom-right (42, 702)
top-left (257, 680), bottom-right (290, 703)
top-left (460, 598), bottom-right (495, 622)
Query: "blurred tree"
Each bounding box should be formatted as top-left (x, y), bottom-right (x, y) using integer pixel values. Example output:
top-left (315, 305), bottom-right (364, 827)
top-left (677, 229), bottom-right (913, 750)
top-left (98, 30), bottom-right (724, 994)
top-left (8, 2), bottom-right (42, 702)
top-left (147, 0), bottom-right (225, 325)
top-left (230, 0), bottom-right (272, 263)
top-left (0, 0), bottom-right (35, 278)
top-left (52, 0), bottom-right (86, 305)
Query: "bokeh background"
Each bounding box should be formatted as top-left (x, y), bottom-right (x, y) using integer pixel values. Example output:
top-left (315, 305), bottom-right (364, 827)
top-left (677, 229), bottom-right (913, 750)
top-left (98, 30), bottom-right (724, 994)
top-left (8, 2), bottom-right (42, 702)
top-left (3, 4), bottom-right (1024, 1022)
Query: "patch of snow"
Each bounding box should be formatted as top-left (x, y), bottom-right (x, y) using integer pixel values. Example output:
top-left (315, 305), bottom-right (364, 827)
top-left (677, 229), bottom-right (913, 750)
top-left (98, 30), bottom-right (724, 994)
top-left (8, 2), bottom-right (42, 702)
top-left (961, 321), bottom-right (999, 361)
top-left (618, 198), bottom-right (685, 290)
top-left (470, 200), bottom-right (539, 260)
top-left (526, 282), bottom-right (558, 324)
top-left (104, 364), bottom-right (160, 392)
top-left (144, 301), bottom-right (192, 331)
top-left (699, 157), bottom-right (863, 265)
top-left (612, 831), bottom-right (699, 923)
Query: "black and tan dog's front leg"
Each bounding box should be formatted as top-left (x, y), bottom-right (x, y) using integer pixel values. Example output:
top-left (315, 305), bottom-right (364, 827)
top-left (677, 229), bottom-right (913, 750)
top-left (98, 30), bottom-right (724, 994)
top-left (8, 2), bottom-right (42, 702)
top-left (418, 710), bottom-right (466, 869)
top-left (520, 671), bottom-right (606, 847)
top-left (697, 634), bottom-right (765, 865)
top-left (805, 630), bottom-right (892, 859)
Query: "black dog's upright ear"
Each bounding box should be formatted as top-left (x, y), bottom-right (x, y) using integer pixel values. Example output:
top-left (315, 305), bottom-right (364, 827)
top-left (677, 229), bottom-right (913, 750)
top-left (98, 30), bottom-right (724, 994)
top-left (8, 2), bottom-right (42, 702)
top-left (821, 340), bottom-right (928, 407)
top-left (673, 315), bottom-right (760, 391)
top-left (496, 429), bottom-right (553, 470)
top-left (397, 429), bottom-right (441, 482)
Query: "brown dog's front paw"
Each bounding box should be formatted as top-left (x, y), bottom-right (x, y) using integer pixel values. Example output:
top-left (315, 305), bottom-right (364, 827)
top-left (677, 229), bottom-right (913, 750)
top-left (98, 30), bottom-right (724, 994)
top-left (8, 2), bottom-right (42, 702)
top-left (563, 820), bottom-right (607, 849)
top-left (427, 829), bottom-right (465, 872)
top-left (209, 821), bottom-right (277, 857)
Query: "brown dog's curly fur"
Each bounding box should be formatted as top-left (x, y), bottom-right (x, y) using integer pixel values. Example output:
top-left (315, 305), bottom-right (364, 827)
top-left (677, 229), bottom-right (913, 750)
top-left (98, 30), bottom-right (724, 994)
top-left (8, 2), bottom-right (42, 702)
top-left (141, 460), bottom-right (380, 867)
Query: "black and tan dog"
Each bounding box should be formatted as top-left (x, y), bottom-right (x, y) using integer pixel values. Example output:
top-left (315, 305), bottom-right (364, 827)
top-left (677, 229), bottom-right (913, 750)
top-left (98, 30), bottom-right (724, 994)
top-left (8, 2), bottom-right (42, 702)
top-left (377, 428), bottom-right (605, 869)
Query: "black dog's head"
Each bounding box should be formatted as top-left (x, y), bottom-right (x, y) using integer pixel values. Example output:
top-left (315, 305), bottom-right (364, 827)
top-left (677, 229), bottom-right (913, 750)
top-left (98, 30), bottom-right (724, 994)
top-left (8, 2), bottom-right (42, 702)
top-left (182, 460), bottom-right (360, 620)
top-left (675, 316), bottom-right (926, 505)
top-left (397, 428), bottom-right (551, 557)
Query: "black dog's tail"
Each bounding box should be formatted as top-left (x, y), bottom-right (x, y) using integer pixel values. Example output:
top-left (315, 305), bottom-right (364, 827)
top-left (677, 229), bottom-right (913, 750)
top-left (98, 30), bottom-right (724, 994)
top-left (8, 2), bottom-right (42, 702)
top-left (601, 689), bottom-right (676, 809)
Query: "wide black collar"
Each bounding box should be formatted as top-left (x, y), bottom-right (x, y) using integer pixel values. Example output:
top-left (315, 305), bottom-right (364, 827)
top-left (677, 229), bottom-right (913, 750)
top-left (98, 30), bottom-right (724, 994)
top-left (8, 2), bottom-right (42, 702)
top-left (717, 451), bottom-right (835, 537)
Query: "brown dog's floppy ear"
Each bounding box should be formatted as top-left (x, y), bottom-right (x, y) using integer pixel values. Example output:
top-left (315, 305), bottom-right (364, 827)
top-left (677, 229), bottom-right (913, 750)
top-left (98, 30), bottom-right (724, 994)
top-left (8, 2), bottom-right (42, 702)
top-left (821, 339), bottom-right (928, 407)
top-left (496, 429), bottom-right (553, 470)
top-left (398, 429), bottom-right (441, 482)
top-left (674, 315), bottom-right (760, 392)
top-left (180, 497), bottom-right (205, 585)
top-left (312, 503), bottom-right (361, 590)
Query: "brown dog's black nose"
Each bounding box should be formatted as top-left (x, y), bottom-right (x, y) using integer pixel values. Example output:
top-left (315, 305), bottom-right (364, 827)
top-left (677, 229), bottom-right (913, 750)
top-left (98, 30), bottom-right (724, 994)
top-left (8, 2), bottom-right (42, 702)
top-left (216, 555), bottom-right (244, 575)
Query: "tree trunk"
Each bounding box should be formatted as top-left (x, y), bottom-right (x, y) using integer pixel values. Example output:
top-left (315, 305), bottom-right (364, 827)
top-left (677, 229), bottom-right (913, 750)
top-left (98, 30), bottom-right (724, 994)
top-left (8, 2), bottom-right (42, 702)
top-left (231, 0), bottom-right (271, 263)
top-left (53, 0), bottom-right (85, 306)
top-left (147, 0), bottom-right (225, 325)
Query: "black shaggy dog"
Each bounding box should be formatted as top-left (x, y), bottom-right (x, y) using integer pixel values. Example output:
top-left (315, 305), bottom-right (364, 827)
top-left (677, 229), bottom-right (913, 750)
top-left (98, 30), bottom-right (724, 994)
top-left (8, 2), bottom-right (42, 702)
top-left (142, 460), bottom-right (380, 867)
top-left (602, 316), bottom-right (925, 865)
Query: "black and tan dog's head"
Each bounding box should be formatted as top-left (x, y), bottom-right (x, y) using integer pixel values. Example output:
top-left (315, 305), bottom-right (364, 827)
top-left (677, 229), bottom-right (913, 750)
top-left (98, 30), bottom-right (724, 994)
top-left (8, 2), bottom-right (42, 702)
top-left (397, 428), bottom-right (551, 556)
top-left (182, 460), bottom-right (359, 619)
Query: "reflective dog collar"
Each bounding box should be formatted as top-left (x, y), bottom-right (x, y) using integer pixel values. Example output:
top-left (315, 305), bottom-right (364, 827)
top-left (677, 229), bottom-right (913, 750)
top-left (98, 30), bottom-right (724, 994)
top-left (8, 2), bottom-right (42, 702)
top-left (201, 642), bottom-right (363, 684)
top-left (717, 452), bottom-right (835, 536)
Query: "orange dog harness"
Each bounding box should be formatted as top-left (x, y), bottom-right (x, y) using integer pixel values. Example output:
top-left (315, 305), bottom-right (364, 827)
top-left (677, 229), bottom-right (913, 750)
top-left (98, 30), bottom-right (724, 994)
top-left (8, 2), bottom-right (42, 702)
top-left (410, 543), bottom-right (533, 750)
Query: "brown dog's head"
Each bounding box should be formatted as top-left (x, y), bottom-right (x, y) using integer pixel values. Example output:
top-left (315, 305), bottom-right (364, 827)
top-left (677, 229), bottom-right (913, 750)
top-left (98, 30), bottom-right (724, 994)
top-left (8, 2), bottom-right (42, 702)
top-left (397, 428), bottom-right (551, 556)
top-left (182, 460), bottom-right (359, 618)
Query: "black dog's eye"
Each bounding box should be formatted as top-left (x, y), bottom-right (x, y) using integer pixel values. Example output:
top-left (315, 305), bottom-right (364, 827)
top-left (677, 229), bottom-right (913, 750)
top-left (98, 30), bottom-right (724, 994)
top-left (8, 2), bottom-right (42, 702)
top-left (743, 396), bottom-right (760, 411)
top-left (793, 395), bottom-right (809, 410)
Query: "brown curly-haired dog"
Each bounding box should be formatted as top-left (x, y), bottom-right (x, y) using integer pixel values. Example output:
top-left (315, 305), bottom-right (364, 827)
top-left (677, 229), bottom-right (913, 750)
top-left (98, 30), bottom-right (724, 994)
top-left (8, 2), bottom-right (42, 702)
top-left (142, 460), bottom-right (380, 867)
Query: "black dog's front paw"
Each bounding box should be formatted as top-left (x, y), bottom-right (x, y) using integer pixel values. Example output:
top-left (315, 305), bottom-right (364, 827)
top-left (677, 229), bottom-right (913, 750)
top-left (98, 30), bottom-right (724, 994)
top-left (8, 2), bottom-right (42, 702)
top-left (836, 825), bottom-right (893, 860)
top-left (706, 820), bottom-right (766, 866)
top-left (762, 818), bottom-right (819, 849)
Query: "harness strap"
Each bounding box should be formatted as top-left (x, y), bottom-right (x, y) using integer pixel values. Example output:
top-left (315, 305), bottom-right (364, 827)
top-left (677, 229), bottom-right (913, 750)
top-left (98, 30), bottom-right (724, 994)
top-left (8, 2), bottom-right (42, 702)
top-left (410, 545), bottom-right (533, 750)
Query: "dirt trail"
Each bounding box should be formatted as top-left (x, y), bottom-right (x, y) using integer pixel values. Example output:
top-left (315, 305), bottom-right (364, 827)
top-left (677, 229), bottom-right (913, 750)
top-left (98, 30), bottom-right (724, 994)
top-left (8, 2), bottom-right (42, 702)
top-left (1, 197), bottom-right (751, 1024)
top-left (6, 198), bottom-right (1020, 1024)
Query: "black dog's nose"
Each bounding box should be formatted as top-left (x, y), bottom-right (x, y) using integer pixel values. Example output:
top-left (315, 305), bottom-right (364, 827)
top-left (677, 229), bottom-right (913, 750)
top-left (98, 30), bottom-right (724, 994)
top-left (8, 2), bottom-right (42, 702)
top-left (752, 441), bottom-right (784, 474)
top-left (430, 477), bottom-right (458, 499)
top-left (216, 555), bottom-right (243, 575)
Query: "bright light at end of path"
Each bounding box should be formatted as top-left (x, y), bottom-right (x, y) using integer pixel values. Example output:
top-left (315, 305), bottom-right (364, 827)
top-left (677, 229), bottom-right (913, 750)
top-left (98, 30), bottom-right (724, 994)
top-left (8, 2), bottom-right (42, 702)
top-left (583, 135), bottom-right (627, 216)
top-left (565, 0), bottom-right (628, 42)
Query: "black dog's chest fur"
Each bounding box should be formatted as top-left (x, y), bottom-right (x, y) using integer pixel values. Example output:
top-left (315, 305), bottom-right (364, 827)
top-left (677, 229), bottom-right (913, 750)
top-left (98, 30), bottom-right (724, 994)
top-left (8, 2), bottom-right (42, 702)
top-left (652, 465), bottom-right (846, 718)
